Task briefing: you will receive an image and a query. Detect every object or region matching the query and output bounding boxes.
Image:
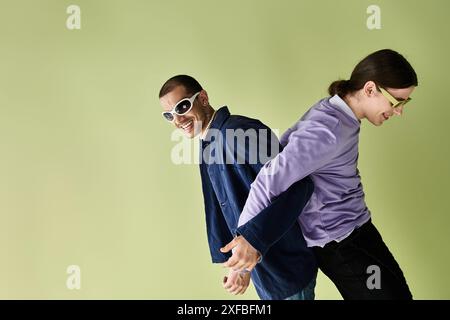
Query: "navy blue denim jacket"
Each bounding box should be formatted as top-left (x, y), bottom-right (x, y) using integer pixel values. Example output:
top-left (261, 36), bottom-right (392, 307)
top-left (199, 106), bottom-right (317, 300)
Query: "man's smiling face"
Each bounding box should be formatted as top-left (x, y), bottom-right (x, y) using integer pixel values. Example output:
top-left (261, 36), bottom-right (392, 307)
top-left (160, 85), bottom-right (208, 139)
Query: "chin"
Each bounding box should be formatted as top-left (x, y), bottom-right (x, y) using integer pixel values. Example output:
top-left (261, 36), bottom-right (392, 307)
top-left (187, 129), bottom-right (201, 139)
top-left (184, 132), bottom-right (196, 139)
top-left (367, 118), bottom-right (382, 126)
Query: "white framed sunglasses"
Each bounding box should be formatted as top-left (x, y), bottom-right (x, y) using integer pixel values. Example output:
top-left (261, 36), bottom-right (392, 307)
top-left (162, 92), bottom-right (200, 122)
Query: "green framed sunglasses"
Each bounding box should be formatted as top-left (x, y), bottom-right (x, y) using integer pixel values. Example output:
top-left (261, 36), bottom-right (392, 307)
top-left (378, 87), bottom-right (412, 109)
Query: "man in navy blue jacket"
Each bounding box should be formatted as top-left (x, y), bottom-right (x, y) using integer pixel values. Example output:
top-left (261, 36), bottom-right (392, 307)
top-left (159, 75), bottom-right (317, 299)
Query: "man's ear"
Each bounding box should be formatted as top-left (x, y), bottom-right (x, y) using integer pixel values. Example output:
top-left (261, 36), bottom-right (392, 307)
top-left (363, 81), bottom-right (377, 97)
top-left (199, 89), bottom-right (209, 106)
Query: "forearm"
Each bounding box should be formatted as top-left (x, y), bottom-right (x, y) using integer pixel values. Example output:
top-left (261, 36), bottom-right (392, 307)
top-left (238, 147), bottom-right (310, 227)
top-left (236, 177), bottom-right (314, 257)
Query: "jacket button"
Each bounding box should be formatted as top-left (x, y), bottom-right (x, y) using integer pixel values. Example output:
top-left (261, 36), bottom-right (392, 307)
top-left (220, 202), bottom-right (226, 207)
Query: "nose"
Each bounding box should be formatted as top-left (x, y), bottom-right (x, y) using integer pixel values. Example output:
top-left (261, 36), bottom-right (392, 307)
top-left (394, 105), bottom-right (404, 116)
top-left (173, 114), bottom-right (186, 124)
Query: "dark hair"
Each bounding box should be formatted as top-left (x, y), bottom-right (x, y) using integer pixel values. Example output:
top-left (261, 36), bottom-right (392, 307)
top-left (328, 49), bottom-right (418, 97)
top-left (159, 75), bottom-right (203, 98)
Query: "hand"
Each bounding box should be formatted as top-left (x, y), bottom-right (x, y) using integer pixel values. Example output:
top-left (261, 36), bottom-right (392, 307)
top-left (222, 269), bottom-right (251, 295)
top-left (220, 236), bottom-right (261, 272)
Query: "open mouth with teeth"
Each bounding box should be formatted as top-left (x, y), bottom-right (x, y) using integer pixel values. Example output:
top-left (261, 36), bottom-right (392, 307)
top-left (180, 119), bottom-right (194, 132)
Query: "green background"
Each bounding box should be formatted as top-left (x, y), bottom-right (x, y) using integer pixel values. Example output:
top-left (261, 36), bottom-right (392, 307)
top-left (1, 0), bottom-right (449, 299)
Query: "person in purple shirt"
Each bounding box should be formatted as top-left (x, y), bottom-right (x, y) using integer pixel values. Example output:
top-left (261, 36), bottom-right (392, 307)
top-left (220, 49), bottom-right (418, 299)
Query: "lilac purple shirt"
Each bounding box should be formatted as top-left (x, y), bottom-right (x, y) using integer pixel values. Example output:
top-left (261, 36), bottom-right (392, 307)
top-left (237, 95), bottom-right (372, 247)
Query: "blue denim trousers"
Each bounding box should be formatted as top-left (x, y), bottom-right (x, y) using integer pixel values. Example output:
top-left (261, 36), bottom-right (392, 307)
top-left (284, 274), bottom-right (317, 300)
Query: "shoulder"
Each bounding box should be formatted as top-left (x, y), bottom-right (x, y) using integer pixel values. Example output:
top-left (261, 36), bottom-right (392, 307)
top-left (285, 98), bottom-right (345, 147)
top-left (301, 98), bottom-right (342, 132)
top-left (222, 114), bottom-right (270, 131)
top-left (218, 115), bottom-right (279, 155)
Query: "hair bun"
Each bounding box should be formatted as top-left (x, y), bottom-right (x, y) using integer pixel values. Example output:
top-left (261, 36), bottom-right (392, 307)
top-left (328, 80), bottom-right (349, 96)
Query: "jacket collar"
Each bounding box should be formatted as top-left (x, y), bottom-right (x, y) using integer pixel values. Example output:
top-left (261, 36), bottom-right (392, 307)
top-left (209, 106), bottom-right (230, 131)
top-left (202, 106), bottom-right (230, 141)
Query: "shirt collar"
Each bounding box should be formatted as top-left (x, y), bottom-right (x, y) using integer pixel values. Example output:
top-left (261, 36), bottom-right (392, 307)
top-left (329, 94), bottom-right (359, 122)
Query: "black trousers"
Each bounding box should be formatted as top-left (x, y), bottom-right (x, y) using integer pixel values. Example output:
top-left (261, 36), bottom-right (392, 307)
top-left (313, 220), bottom-right (413, 300)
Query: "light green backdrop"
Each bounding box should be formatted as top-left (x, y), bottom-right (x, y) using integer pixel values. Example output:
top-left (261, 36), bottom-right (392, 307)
top-left (1, 0), bottom-right (449, 299)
